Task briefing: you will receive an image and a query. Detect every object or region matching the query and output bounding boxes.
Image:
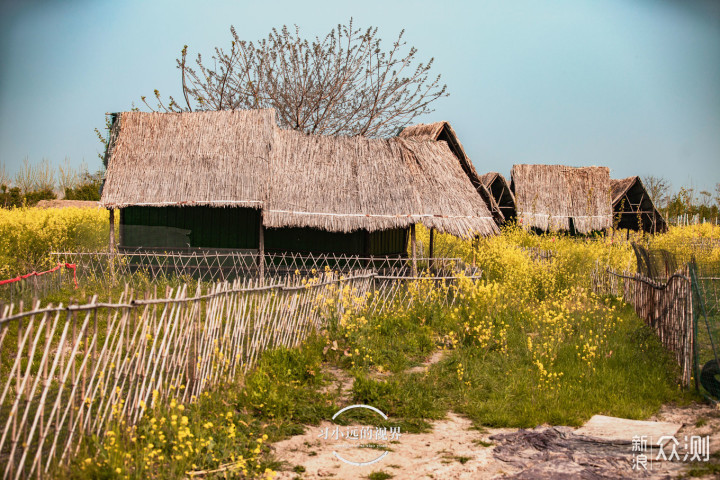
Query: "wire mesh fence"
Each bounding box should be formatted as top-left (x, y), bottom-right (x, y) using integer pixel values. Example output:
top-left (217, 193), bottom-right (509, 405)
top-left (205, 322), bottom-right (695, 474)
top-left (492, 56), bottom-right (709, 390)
top-left (690, 260), bottom-right (720, 402)
top-left (0, 267), bottom-right (480, 479)
top-left (46, 250), bottom-right (469, 286)
top-left (0, 251), bottom-right (474, 306)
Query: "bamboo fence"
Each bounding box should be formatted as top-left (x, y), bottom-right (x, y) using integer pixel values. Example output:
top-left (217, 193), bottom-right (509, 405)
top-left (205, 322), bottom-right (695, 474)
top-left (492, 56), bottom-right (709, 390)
top-left (0, 272), bottom-right (371, 479)
top-left (0, 269), bottom-right (479, 479)
top-left (594, 266), bottom-right (694, 386)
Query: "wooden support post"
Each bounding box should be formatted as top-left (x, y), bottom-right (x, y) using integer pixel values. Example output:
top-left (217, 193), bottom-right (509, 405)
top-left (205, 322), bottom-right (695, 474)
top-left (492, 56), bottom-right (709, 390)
top-left (410, 224), bottom-right (417, 276)
top-left (258, 214), bottom-right (265, 284)
top-left (109, 208), bottom-right (115, 251)
top-left (364, 230), bottom-right (371, 270)
top-left (429, 228), bottom-right (435, 271)
top-left (109, 208), bottom-right (116, 284)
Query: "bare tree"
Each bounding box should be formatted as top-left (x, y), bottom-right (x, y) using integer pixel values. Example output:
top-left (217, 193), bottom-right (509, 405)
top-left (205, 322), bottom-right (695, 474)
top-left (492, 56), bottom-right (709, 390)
top-left (143, 20), bottom-right (448, 137)
top-left (0, 162), bottom-right (9, 187)
top-left (14, 158), bottom-right (56, 193)
top-left (14, 157), bottom-right (37, 193)
top-left (699, 190), bottom-right (712, 207)
top-left (642, 175), bottom-right (670, 209)
top-left (58, 157), bottom-right (79, 193)
top-left (34, 159), bottom-right (55, 192)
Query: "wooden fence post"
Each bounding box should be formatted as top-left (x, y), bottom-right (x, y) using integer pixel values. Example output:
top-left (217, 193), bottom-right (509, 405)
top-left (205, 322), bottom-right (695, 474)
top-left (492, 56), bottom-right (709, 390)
top-left (109, 208), bottom-right (116, 285)
top-left (258, 213), bottom-right (265, 284)
top-left (410, 224), bottom-right (417, 277)
top-left (429, 228), bottom-right (435, 271)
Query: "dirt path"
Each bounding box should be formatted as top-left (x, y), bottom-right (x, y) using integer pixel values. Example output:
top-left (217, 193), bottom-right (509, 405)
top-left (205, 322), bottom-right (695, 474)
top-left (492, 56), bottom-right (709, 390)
top-left (270, 402), bottom-right (720, 479)
top-left (274, 353), bottom-right (720, 479)
top-left (271, 412), bottom-right (516, 479)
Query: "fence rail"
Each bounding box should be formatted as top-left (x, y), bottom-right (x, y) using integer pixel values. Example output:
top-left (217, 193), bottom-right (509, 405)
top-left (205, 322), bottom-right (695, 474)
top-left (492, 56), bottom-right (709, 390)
top-left (0, 268), bottom-right (479, 479)
top-left (593, 266), bottom-right (694, 386)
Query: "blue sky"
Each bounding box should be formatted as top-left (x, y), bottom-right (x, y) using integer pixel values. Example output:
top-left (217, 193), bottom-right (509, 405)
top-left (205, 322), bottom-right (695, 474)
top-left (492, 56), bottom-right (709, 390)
top-left (1, 0), bottom-right (718, 195)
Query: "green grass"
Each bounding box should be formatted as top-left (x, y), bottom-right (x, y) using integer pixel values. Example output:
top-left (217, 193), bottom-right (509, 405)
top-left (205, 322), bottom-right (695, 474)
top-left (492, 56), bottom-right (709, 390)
top-left (682, 461), bottom-right (720, 478)
top-left (367, 471), bottom-right (393, 480)
top-left (321, 294), bottom-right (693, 430)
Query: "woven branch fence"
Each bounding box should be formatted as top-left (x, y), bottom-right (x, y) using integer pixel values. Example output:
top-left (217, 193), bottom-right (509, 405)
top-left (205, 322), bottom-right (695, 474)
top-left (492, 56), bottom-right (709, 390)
top-left (593, 266), bottom-right (694, 386)
top-left (0, 269), bottom-right (478, 479)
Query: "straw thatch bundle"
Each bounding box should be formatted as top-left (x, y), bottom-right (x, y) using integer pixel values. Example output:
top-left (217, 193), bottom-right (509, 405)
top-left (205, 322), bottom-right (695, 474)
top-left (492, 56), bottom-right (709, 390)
top-left (101, 110), bottom-right (498, 238)
top-left (399, 121), bottom-right (504, 225)
top-left (102, 109), bottom-right (274, 208)
top-left (610, 177), bottom-right (635, 203)
top-left (610, 176), bottom-right (667, 233)
top-left (511, 164), bottom-right (612, 233)
top-left (480, 172), bottom-right (516, 222)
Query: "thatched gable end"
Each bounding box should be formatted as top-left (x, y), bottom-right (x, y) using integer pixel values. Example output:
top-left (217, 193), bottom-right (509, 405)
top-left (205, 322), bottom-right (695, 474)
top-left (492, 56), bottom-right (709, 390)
top-left (101, 110), bottom-right (498, 238)
top-left (480, 172), bottom-right (516, 222)
top-left (399, 121), bottom-right (505, 225)
top-left (511, 164), bottom-right (612, 234)
top-left (610, 177), bottom-right (636, 203)
top-left (610, 176), bottom-right (668, 233)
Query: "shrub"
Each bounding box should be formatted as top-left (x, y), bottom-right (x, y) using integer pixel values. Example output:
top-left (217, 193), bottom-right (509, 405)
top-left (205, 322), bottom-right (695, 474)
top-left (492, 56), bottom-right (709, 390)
top-left (65, 170), bottom-right (103, 201)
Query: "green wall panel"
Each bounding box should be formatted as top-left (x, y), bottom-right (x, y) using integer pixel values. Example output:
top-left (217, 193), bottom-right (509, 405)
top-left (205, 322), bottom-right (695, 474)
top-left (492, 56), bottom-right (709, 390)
top-left (265, 227), bottom-right (407, 256)
top-left (120, 206), bottom-right (408, 255)
top-left (120, 206), bottom-right (260, 249)
top-left (265, 228), bottom-right (364, 255)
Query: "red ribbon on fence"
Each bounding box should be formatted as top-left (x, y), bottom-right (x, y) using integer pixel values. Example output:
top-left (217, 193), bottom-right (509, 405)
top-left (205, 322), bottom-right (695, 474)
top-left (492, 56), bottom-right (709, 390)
top-left (0, 263), bottom-right (78, 289)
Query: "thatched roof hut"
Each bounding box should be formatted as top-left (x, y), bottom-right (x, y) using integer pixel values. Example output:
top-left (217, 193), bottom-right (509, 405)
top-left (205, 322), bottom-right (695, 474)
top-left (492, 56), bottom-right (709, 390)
top-left (101, 110), bottom-right (498, 244)
top-left (610, 176), bottom-right (667, 233)
top-left (399, 122), bottom-right (504, 225)
top-left (480, 172), bottom-right (516, 223)
top-left (510, 164), bottom-right (613, 234)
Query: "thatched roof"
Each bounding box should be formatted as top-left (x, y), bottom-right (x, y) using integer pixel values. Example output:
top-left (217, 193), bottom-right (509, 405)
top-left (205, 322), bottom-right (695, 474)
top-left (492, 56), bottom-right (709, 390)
top-left (399, 122), bottom-right (504, 225)
top-left (480, 172), bottom-right (516, 222)
top-left (610, 177), bottom-right (639, 204)
top-left (610, 176), bottom-right (667, 233)
top-left (36, 200), bottom-right (101, 209)
top-left (101, 110), bottom-right (498, 238)
top-left (102, 109), bottom-right (273, 208)
top-left (511, 164), bottom-right (612, 233)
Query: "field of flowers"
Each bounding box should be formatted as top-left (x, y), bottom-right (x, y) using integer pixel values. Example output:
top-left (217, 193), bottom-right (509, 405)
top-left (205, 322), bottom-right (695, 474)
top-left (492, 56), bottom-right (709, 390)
top-left (2, 206), bottom-right (719, 479)
top-left (0, 206), bottom-right (112, 279)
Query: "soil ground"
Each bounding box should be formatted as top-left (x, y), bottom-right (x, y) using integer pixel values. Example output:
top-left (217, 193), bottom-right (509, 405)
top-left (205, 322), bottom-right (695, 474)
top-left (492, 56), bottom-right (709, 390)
top-left (271, 403), bottom-right (720, 479)
top-left (272, 357), bottom-right (720, 479)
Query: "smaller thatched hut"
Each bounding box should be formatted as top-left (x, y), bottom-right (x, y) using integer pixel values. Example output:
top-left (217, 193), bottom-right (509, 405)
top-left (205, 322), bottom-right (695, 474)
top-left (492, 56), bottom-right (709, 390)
top-left (610, 176), bottom-right (667, 233)
top-left (399, 122), bottom-right (504, 226)
top-left (511, 164), bottom-right (613, 234)
top-left (480, 172), bottom-right (515, 223)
